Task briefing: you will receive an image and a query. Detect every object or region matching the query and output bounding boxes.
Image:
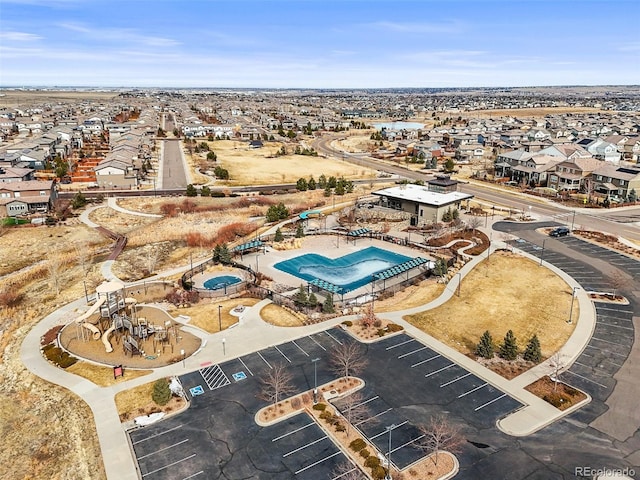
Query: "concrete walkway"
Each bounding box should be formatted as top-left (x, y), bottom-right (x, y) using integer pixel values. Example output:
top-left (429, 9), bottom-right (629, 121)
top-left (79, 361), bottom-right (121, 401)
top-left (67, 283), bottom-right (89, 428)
top-left (20, 208), bottom-right (602, 479)
top-left (107, 197), bottom-right (162, 218)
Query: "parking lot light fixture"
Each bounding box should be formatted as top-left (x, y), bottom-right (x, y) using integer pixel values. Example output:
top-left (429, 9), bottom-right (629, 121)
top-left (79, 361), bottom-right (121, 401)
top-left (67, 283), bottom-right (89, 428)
top-left (567, 287), bottom-right (579, 324)
top-left (312, 358), bottom-right (320, 404)
top-left (385, 424), bottom-right (397, 480)
top-left (539, 239), bottom-right (546, 266)
top-left (218, 305), bottom-right (222, 331)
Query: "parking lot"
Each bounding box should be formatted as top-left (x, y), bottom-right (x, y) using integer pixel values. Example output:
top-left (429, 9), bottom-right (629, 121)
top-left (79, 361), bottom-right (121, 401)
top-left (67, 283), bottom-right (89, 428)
top-left (509, 234), bottom-right (637, 417)
top-left (129, 328), bottom-right (523, 479)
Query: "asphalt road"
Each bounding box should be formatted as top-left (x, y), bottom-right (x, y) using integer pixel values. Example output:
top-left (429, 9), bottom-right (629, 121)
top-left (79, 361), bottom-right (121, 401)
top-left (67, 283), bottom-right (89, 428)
top-left (313, 134), bottom-right (640, 244)
top-left (161, 139), bottom-right (188, 189)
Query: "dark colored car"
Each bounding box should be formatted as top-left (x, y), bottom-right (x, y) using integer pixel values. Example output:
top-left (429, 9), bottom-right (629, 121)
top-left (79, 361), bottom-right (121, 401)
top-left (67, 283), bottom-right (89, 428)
top-left (549, 226), bottom-right (570, 237)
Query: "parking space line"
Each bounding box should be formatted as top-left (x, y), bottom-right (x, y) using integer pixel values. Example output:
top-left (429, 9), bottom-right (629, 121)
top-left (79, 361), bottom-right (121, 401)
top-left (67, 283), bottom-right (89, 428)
top-left (411, 354), bottom-right (441, 367)
top-left (272, 422), bottom-right (315, 442)
top-left (182, 472), bottom-right (204, 480)
top-left (274, 345), bottom-right (291, 363)
top-left (474, 393), bottom-right (507, 411)
top-left (257, 351), bottom-right (272, 369)
top-left (325, 330), bottom-right (343, 345)
top-left (565, 370), bottom-right (608, 388)
top-left (141, 453), bottom-right (197, 477)
top-left (353, 395), bottom-right (379, 408)
top-left (238, 357), bottom-right (254, 376)
top-left (371, 421), bottom-right (407, 440)
top-left (295, 451), bottom-right (342, 475)
top-left (283, 435), bottom-right (328, 457)
top-left (440, 372), bottom-right (472, 387)
top-left (398, 346), bottom-right (428, 359)
top-left (458, 383), bottom-right (488, 398)
top-left (591, 336), bottom-right (627, 346)
top-left (138, 439), bottom-right (190, 460)
top-left (391, 434), bottom-right (425, 454)
top-left (332, 466), bottom-right (359, 480)
top-left (596, 321), bottom-right (633, 331)
top-left (386, 338), bottom-right (415, 350)
top-left (355, 408), bottom-right (392, 426)
top-left (292, 340), bottom-right (309, 356)
top-left (132, 424), bottom-right (183, 445)
top-left (308, 335), bottom-right (327, 351)
top-left (585, 344), bottom-right (627, 359)
top-left (424, 364), bottom-right (454, 378)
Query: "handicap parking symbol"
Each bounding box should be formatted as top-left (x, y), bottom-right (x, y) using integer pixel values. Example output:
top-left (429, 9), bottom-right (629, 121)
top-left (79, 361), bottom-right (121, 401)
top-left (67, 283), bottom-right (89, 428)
top-left (189, 385), bottom-right (205, 396)
top-left (232, 371), bottom-right (247, 382)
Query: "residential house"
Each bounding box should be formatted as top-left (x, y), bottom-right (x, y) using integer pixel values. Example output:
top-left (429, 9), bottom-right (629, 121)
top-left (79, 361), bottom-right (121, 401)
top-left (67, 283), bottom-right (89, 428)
top-left (0, 166), bottom-right (35, 183)
top-left (547, 157), bottom-right (603, 193)
top-left (591, 164), bottom-right (640, 201)
top-left (0, 179), bottom-right (56, 217)
top-left (577, 138), bottom-right (621, 163)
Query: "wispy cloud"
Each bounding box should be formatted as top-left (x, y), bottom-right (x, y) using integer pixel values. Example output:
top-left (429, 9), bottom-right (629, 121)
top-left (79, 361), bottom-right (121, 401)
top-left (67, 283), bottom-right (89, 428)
top-left (0, 31), bottom-right (43, 42)
top-left (618, 42), bottom-right (640, 52)
top-left (58, 22), bottom-right (181, 47)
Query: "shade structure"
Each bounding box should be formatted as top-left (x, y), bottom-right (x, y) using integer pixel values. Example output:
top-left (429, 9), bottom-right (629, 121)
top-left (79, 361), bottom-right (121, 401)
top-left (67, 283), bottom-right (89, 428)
top-left (308, 278), bottom-right (343, 295)
top-left (373, 257), bottom-right (430, 281)
top-left (233, 240), bottom-right (263, 252)
top-left (347, 228), bottom-right (371, 237)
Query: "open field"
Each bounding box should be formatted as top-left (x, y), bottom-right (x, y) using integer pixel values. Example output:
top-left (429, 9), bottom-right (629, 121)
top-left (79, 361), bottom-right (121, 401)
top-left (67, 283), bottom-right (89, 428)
top-left (405, 251), bottom-right (577, 359)
top-left (260, 303), bottom-right (305, 326)
top-left (0, 89), bottom-right (118, 108)
top-left (461, 106), bottom-right (607, 118)
top-left (208, 140), bottom-right (378, 185)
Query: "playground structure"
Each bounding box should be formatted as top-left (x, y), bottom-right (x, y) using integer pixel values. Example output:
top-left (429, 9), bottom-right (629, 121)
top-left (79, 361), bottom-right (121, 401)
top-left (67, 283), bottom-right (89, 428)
top-left (72, 280), bottom-right (182, 357)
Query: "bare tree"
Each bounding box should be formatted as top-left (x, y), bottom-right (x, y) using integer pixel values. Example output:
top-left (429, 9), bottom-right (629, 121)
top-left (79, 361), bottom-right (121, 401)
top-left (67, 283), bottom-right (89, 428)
top-left (74, 240), bottom-right (91, 275)
top-left (417, 415), bottom-right (465, 466)
top-left (47, 254), bottom-right (64, 296)
top-left (329, 341), bottom-right (368, 380)
top-left (337, 392), bottom-right (373, 438)
top-left (466, 215), bottom-right (483, 233)
top-left (331, 460), bottom-right (366, 480)
top-left (608, 270), bottom-right (627, 299)
top-left (258, 362), bottom-right (296, 405)
top-left (146, 246), bottom-right (159, 275)
top-left (549, 352), bottom-right (567, 392)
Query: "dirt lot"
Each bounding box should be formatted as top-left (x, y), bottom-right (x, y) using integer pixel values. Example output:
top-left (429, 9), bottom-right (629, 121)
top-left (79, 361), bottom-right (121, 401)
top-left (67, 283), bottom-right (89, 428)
top-left (405, 251), bottom-right (577, 359)
top-left (208, 140), bottom-right (378, 185)
top-left (0, 89), bottom-right (118, 108)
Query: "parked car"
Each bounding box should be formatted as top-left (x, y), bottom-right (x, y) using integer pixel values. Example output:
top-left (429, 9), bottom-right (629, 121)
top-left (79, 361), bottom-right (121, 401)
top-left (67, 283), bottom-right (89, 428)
top-left (549, 226), bottom-right (570, 237)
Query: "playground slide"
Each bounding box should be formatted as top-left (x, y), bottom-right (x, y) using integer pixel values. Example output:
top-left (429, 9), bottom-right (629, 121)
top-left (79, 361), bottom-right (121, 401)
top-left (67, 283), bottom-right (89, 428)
top-left (75, 296), bottom-right (107, 341)
top-left (102, 323), bottom-right (116, 353)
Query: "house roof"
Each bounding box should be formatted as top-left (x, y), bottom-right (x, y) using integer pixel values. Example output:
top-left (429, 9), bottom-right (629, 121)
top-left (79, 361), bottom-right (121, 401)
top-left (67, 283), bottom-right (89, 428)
top-left (373, 184), bottom-right (473, 206)
top-left (0, 179), bottom-right (53, 192)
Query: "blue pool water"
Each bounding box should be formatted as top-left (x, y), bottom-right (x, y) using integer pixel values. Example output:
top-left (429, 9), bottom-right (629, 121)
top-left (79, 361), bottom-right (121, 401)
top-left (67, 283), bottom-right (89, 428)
top-left (274, 246), bottom-right (411, 293)
top-left (203, 275), bottom-right (242, 290)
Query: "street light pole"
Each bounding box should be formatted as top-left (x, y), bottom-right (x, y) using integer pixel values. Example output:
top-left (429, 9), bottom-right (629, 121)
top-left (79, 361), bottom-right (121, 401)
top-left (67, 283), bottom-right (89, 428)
top-left (571, 210), bottom-right (576, 231)
top-left (222, 337), bottom-right (226, 355)
top-left (456, 272), bottom-right (461, 297)
top-left (568, 287), bottom-right (579, 324)
top-left (218, 305), bottom-right (222, 332)
top-left (539, 239), bottom-right (546, 266)
top-left (385, 424), bottom-right (397, 480)
top-left (311, 358), bottom-right (320, 404)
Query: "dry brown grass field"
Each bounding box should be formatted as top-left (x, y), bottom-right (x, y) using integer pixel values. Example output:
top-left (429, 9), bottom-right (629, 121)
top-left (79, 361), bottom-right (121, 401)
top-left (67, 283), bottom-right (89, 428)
top-left (0, 89), bottom-right (118, 107)
top-left (260, 303), bottom-right (306, 327)
top-left (374, 279), bottom-right (445, 313)
top-left (207, 140), bottom-right (378, 185)
top-left (405, 251), bottom-right (578, 359)
top-left (176, 297), bottom-right (261, 333)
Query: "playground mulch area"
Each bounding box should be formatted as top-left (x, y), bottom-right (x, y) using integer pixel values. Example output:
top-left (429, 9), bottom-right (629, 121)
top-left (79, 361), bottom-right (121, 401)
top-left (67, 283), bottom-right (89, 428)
top-left (59, 305), bottom-right (203, 369)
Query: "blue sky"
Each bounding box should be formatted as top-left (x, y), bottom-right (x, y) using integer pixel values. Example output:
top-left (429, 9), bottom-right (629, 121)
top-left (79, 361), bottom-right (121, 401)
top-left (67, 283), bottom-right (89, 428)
top-left (1, 0), bottom-right (638, 88)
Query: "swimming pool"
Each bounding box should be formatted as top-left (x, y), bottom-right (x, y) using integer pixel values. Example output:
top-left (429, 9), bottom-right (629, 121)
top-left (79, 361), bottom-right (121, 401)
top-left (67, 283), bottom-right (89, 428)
top-left (274, 246), bottom-right (411, 293)
top-left (203, 275), bottom-right (242, 290)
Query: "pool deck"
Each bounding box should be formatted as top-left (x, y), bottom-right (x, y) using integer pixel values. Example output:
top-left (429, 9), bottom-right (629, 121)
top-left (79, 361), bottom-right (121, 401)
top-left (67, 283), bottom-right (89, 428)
top-left (243, 234), bottom-right (432, 298)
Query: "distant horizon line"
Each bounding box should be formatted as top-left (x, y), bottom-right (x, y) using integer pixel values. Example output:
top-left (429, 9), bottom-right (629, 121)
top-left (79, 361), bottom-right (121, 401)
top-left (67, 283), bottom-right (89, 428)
top-left (1, 84), bottom-right (639, 92)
